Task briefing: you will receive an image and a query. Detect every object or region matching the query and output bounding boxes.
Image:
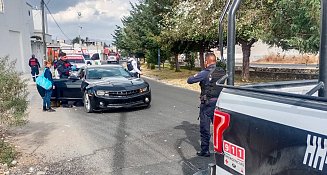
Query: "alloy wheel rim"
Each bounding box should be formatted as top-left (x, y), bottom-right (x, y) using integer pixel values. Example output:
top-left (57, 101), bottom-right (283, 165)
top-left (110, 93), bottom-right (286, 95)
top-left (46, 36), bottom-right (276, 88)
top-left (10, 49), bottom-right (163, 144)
top-left (85, 95), bottom-right (90, 110)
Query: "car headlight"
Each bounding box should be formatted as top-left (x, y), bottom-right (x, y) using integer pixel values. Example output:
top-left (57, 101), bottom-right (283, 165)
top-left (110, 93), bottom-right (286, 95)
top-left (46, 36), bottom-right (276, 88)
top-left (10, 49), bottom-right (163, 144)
top-left (140, 87), bottom-right (148, 93)
top-left (96, 90), bottom-right (106, 96)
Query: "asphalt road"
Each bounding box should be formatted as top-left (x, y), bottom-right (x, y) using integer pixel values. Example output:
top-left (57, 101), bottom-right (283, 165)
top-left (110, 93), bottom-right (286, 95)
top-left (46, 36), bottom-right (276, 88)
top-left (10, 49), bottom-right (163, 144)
top-left (13, 77), bottom-right (214, 175)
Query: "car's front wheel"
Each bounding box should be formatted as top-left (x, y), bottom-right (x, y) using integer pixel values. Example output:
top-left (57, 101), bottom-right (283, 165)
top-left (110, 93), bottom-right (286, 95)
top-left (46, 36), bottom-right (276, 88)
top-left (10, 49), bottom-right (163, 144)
top-left (84, 92), bottom-right (95, 113)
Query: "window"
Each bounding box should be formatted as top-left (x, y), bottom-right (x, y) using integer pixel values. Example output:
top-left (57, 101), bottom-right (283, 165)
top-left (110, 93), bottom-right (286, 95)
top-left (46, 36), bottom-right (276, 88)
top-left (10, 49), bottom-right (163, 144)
top-left (0, 0), bottom-right (4, 13)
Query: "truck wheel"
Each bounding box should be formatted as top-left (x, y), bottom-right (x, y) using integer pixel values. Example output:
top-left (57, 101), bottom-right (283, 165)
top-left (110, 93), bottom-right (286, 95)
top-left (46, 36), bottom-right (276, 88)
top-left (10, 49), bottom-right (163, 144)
top-left (84, 92), bottom-right (94, 113)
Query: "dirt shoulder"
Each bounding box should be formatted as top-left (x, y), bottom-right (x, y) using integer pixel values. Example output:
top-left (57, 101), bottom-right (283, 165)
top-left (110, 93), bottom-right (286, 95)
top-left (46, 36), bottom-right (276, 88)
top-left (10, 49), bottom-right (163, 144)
top-left (141, 65), bottom-right (201, 92)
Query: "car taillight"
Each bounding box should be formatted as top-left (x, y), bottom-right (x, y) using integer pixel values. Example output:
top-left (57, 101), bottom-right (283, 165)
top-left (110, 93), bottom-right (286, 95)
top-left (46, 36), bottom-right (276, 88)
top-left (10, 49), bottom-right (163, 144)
top-left (213, 109), bottom-right (230, 153)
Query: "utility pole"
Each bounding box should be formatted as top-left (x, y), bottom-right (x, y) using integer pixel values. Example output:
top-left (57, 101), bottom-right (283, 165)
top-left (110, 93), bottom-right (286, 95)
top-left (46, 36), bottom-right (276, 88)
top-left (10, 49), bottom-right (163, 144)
top-left (158, 48), bottom-right (161, 70)
top-left (41, 0), bottom-right (47, 63)
top-left (319, 0), bottom-right (327, 97)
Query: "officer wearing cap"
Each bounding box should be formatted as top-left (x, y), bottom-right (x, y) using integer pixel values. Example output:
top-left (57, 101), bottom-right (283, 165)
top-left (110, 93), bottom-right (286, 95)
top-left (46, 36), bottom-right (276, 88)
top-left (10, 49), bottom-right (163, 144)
top-left (29, 54), bottom-right (41, 82)
top-left (187, 53), bottom-right (225, 157)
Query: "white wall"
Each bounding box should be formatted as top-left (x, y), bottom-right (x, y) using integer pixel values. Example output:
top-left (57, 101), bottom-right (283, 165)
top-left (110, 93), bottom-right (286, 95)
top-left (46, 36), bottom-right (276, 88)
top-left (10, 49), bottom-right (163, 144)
top-left (0, 0), bottom-right (33, 73)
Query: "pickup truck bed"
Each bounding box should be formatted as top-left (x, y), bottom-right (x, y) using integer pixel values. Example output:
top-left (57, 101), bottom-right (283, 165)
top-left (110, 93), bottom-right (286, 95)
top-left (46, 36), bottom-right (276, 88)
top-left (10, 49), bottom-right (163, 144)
top-left (213, 82), bottom-right (327, 175)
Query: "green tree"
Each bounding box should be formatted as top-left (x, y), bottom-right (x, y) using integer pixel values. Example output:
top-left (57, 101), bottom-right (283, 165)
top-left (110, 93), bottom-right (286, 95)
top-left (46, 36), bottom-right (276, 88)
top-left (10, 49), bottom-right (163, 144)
top-left (262, 0), bottom-right (320, 53)
top-left (72, 37), bottom-right (85, 45)
top-left (113, 0), bottom-right (174, 67)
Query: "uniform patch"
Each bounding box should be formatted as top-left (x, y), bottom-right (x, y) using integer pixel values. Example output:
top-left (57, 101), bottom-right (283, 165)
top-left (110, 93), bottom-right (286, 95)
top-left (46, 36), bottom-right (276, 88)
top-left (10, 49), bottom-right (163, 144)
top-left (223, 140), bottom-right (245, 175)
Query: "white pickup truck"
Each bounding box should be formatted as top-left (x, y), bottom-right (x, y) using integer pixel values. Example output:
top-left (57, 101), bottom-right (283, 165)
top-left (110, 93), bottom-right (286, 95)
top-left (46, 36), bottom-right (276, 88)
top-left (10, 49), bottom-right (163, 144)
top-left (211, 81), bottom-right (327, 175)
top-left (200, 0), bottom-right (327, 174)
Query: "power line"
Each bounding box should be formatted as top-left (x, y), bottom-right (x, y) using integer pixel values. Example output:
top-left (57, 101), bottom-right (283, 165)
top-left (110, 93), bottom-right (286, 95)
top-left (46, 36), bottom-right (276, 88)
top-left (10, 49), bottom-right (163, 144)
top-left (44, 3), bottom-right (71, 41)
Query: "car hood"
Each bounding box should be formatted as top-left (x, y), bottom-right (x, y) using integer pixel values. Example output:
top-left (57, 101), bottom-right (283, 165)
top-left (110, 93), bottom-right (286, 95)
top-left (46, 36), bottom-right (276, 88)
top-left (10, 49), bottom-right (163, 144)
top-left (86, 77), bottom-right (148, 90)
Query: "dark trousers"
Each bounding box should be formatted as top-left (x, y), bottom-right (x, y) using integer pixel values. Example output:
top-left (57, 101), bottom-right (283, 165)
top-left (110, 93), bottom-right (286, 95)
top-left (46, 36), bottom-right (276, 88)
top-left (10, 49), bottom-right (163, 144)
top-left (199, 100), bottom-right (216, 153)
top-left (133, 72), bottom-right (139, 78)
top-left (43, 89), bottom-right (52, 109)
top-left (31, 67), bottom-right (39, 82)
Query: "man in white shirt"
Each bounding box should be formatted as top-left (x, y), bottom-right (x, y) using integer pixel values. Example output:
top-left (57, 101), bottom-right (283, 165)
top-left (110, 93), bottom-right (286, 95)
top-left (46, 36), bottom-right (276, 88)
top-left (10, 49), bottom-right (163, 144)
top-left (127, 57), bottom-right (142, 78)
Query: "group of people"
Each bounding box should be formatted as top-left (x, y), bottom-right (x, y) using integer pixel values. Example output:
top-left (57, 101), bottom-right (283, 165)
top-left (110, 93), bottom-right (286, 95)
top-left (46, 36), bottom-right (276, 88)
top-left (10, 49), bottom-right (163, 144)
top-left (29, 52), bottom-right (73, 112)
top-left (30, 52), bottom-right (223, 157)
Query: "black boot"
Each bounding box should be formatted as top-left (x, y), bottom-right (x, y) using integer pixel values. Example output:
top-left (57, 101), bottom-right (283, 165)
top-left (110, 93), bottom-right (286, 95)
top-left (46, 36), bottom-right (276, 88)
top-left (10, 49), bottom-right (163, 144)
top-left (43, 106), bottom-right (47, 111)
top-left (47, 108), bottom-right (56, 112)
top-left (196, 151), bottom-right (210, 157)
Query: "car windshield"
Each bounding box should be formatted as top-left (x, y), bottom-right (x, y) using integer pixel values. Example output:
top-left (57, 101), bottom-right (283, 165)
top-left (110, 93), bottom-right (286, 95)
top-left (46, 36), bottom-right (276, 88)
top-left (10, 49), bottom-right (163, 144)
top-left (87, 67), bottom-right (132, 79)
top-left (109, 53), bottom-right (116, 56)
top-left (83, 54), bottom-right (91, 60)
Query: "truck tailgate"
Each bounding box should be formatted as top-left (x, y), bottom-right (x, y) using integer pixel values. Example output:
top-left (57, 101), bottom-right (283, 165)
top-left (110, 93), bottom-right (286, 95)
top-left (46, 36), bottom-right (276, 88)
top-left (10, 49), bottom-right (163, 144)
top-left (214, 87), bottom-right (327, 175)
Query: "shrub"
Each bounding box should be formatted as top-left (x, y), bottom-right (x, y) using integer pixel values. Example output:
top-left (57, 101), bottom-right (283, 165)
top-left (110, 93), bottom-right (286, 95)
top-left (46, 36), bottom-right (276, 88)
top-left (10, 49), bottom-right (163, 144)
top-left (150, 64), bottom-right (156, 70)
top-left (0, 140), bottom-right (16, 166)
top-left (185, 52), bottom-right (196, 70)
top-left (216, 60), bottom-right (227, 71)
top-left (0, 56), bottom-right (28, 126)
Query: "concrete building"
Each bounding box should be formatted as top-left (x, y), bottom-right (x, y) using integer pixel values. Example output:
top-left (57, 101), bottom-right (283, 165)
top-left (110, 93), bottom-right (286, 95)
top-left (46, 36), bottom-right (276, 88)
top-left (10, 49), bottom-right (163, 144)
top-left (0, 0), bottom-right (34, 72)
top-left (0, 0), bottom-right (52, 72)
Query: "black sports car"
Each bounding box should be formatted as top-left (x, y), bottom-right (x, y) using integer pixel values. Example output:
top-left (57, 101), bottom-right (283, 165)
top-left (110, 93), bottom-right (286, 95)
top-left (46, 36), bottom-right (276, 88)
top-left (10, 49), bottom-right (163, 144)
top-left (52, 65), bottom-right (151, 112)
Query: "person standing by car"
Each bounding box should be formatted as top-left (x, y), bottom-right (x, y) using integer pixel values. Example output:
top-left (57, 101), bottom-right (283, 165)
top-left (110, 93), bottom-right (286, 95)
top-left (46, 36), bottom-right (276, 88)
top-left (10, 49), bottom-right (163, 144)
top-left (43, 61), bottom-right (55, 112)
top-left (56, 53), bottom-right (72, 78)
top-left (29, 54), bottom-right (41, 82)
top-left (127, 57), bottom-right (142, 78)
top-left (187, 53), bottom-right (225, 157)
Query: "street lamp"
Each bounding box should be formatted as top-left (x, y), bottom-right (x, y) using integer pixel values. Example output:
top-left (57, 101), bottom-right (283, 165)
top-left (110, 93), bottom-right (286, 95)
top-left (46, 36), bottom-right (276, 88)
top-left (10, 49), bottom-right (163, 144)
top-left (77, 12), bottom-right (82, 50)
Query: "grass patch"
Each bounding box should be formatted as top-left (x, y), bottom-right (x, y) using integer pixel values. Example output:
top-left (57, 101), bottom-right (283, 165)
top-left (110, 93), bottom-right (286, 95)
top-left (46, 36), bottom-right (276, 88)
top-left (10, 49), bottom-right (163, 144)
top-left (0, 140), bottom-right (16, 166)
top-left (142, 65), bottom-right (201, 91)
top-left (141, 65), bottom-right (284, 92)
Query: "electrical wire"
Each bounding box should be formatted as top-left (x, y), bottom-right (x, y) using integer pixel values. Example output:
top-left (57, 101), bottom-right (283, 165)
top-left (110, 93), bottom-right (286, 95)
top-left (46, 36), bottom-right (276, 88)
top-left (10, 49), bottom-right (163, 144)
top-left (44, 3), bottom-right (71, 41)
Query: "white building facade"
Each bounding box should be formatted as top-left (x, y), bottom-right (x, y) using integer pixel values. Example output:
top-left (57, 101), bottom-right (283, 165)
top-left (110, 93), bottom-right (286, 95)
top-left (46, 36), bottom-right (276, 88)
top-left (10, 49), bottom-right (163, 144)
top-left (0, 0), bottom-right (34, 73)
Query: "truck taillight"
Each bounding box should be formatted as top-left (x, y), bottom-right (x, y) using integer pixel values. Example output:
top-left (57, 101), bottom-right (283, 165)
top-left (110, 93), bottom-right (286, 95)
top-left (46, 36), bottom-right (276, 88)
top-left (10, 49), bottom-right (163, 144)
top-left (213, 109), bottom-right (230, 153)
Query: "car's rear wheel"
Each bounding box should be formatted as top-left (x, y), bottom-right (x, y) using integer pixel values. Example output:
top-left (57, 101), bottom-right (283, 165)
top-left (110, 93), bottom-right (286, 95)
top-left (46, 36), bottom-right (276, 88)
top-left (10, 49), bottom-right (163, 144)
top-left (84, 92), bottom-right (94, 113)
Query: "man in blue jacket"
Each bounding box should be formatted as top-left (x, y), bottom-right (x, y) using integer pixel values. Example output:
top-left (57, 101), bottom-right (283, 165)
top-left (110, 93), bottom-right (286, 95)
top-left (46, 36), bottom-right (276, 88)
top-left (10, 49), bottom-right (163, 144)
top-left (187, 53), bottom-right (225, 157)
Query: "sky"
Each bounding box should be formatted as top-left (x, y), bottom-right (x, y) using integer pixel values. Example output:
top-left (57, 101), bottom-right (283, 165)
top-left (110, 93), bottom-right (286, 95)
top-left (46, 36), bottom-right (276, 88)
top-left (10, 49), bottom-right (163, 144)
top-left (28, 0), bottom-right (139, 45)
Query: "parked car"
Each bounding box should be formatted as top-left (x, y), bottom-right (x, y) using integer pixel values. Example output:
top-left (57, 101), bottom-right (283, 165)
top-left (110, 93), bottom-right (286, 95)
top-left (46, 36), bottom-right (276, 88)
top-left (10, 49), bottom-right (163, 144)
top-left (84, 53), bottom-right (102, 66)
top-left (66, 54), bottom-right (86, 71)
top-left (52, 64), bottom-right (151, 112)
top-left (107, 52), bottom-right (119, 64)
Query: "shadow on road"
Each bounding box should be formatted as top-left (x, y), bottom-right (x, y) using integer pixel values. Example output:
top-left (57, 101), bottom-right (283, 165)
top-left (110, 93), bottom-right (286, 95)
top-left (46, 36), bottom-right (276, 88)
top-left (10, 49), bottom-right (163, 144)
top-left (111, 112), bottom-right (128, 175)
top-left (96, 106), bottom-right (149, 114)
top-left (174, 121), bottom-right (214, 175)
top-left (174, 121), bottom-right (200, 151)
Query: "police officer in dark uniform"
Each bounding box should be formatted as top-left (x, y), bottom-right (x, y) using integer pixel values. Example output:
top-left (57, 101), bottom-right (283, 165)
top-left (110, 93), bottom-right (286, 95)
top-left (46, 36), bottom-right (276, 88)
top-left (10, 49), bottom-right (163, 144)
top-left (29, 54), bottom-right (41, 82)
top-left (187, 53), bottom-right (225, 157)
top-left (56, 53), bottom-right (72, 78)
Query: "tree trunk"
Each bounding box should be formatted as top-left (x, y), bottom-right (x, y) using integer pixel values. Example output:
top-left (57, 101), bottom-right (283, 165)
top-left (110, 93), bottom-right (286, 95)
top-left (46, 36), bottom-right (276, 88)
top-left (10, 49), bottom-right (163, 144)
top-left (199, 49), bottom-right (205, 70)
top-left (175, 54), bottom-right (180, 72)
top-left (239, 38), bottom-right (256, 82)
top-left (241, 44), bottom-right (251, 82)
